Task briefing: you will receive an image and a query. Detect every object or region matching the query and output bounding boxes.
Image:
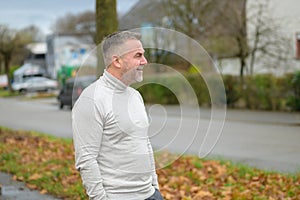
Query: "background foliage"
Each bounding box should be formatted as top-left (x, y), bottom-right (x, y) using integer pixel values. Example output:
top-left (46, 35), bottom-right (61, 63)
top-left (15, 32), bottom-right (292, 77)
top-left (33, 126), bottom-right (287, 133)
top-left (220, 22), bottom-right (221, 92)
top-left (136, 71), bottom-right (300, 111)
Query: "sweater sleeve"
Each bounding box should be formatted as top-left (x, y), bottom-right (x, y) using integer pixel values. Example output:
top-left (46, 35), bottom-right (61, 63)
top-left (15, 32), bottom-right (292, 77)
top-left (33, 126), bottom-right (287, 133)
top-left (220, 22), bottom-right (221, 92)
top-left (136, 89), bottom-right (160, 189)
top-left (147, 138), bottom-right (159, 190)
top-left (72, 96), bottom-right (107, 200)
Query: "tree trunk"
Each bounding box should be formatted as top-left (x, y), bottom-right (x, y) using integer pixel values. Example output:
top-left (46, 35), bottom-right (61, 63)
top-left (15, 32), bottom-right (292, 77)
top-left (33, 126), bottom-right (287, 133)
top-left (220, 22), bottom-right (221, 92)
top-left (239, 56), bottom-right (246, 82)
top-left (0, 59), bottom-right (3, 74)
top-left (236, 34), bottom-right (248, 82)
top-left (249, 3), bottom-right (263, 75)
top-left (4, 55), bottom-right (13, 92)
top-left (238, 0), bottom-right (248, 81)
top-left (95, 0), bottom-right (118, 77)
top-left (249, 47), bottom-right (256, 75)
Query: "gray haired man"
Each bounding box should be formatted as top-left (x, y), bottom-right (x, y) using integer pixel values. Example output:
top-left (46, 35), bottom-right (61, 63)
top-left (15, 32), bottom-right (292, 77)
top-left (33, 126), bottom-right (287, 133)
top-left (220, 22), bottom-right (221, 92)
top-left (72, 31), bottom-right (163, 200)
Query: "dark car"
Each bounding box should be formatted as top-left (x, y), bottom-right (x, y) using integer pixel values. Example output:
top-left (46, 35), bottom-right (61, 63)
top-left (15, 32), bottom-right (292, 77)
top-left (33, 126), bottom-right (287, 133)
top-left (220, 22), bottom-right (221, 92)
top-left (58, 75), bottom-right (97, 109)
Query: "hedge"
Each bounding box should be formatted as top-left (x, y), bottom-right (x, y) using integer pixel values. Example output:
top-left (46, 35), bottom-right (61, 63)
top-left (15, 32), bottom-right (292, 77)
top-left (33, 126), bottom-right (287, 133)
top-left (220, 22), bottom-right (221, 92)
top-left (135, 71), bottom-right (300, 112)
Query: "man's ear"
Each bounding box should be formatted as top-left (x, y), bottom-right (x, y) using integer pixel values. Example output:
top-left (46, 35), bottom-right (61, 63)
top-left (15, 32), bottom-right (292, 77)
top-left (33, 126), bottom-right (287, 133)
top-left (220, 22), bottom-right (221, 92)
top-left (112, 55), bottom-right (121, 69)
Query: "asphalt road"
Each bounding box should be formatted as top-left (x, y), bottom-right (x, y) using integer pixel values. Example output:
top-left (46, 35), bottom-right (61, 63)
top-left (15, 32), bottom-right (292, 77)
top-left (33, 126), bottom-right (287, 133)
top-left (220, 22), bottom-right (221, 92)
top-left (0, 172), bottom-right (60, 200)
top-left (0, 96), bottom-right (300, 173)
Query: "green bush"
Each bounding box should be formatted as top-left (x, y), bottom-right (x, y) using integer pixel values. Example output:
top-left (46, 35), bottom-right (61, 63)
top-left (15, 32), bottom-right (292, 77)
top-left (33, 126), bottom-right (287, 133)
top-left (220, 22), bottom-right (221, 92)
top-left (9, 65), bottom-right (20, 79)
top-left (230, 74), bottom-right (292, 111)
top-left (287, 71), bottom-right (300, 111)
top-left (185, 74), bottom-right (210, 106)
top-left (135, 72), bottom-right (299, 111)
top-left (137, 83), bottom-right (179, 105)
top-left (136, 74), bottom-right (210, 106)
top-left (222, 75), bottom-right (241, 107)
top-left (244, 74), bottom-right (280, 110)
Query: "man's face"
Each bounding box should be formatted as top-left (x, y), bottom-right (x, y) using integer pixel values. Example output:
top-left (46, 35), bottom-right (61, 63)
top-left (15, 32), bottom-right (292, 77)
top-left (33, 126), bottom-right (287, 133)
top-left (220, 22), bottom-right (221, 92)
top-left (119, 39), bottom-right (148, 85)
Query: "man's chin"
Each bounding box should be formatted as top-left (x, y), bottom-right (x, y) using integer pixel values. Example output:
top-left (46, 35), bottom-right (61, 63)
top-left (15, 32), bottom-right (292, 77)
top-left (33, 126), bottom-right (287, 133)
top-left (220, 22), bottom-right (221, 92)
top-left (135, 71), bottom-right (143, 82)
top-left (135, 76), bottom-right (143, 82)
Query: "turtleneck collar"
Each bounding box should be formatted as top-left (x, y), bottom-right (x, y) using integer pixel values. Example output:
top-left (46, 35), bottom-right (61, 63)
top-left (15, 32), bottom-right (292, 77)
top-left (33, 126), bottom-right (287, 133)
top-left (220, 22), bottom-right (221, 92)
top-left (102, 70), bottom-right (127, 91)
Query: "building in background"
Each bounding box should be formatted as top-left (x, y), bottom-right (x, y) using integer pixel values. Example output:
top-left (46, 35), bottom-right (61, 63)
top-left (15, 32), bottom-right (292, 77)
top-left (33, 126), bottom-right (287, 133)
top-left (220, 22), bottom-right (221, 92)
top-left (46, 33), bottom-right (96, 87)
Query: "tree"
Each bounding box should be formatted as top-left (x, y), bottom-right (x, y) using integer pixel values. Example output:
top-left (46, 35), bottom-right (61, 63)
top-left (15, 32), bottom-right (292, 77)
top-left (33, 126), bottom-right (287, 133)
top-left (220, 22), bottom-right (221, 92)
top-left (217, 0), bottom-right (248, 80)
top-left (160, 0), bottom-right (222, 70)
top-left (216, 0), bottom-right (293, 78)
top-left (247, 0), bottom-right (293, 75)
top-left (0, 54), bottom-right (3, 74)
top-left (95, 0), bottom-right (118, 44)
top-left (162, 0), bottom-right (218, 39)
top-left (19, 25), bottom-right (45, 43)
top-left (160, 0), bottom-right (248, 74)
top-left (0, 25), bottom-right (22, 91)
top-left (52, 11), bottom-right (96, 42)
top-left (0, 25), bottom-right (41, 92)
top-left (95, 0), bottom-right (118, 76)
top-left (13, 25), bottom-right (45, 66)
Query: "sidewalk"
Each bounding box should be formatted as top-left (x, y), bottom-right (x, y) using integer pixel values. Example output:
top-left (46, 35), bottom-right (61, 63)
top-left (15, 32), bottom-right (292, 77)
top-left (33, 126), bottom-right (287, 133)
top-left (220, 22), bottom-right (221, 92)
top-left (0, 172), bottom-right (60, 200)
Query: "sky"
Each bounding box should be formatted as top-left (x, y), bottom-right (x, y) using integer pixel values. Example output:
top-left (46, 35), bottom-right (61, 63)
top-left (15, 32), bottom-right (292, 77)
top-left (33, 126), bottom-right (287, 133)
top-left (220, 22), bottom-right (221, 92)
top-left (0, 0), bottom-right (139, 35)
top-left (1, 0), bottom-right (300, 37)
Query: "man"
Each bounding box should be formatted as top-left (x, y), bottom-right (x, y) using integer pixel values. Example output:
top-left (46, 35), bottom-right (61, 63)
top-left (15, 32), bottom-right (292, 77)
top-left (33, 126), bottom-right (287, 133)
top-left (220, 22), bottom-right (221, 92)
top-left (72, 31), bottom-right (163, 200)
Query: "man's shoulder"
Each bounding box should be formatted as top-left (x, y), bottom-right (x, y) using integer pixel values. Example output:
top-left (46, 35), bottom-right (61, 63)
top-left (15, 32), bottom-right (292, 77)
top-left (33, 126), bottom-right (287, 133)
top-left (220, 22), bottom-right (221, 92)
top-left (128, 87), bottom-right (144, 103)
top-left (78, 80), bottom-right (111, 102)
top-left (128, 86), bottom-right (140, 94)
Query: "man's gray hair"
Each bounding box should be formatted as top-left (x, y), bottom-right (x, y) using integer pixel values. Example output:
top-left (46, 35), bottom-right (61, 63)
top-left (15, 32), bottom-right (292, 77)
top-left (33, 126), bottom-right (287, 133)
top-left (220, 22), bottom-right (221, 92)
top-left (102, 31), bottom-right (142, 67)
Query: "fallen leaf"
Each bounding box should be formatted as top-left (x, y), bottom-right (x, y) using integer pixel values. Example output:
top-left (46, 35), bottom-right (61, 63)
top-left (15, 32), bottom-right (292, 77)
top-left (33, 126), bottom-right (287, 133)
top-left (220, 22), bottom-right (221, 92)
top-left (28, 173), bottom-right (42, 181)
top-left (40, 189), bottom-right (48, 194)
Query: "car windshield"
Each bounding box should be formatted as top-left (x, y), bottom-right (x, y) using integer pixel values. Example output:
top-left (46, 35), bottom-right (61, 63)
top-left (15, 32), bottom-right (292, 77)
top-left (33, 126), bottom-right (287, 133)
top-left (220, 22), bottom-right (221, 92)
top-left (26, 77), bottom-right (48, 82)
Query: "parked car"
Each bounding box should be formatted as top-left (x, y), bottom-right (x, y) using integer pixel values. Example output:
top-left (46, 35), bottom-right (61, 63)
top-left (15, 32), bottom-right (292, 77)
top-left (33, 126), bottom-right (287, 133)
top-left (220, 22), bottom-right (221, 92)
top-left (12, 77), bottom-right (58, 93)
top-left (57, 75), bottom-right (97, 109)
top-left (0, 74), bottom-right (8, 89)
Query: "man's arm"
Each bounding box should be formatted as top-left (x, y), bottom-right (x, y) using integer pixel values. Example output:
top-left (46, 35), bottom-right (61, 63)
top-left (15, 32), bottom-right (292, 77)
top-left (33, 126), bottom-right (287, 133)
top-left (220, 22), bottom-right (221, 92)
top-left (72, 96), bottom-right (107, 199)
top-left (147, 138), bottom-right (159, 190)
top-left (137, 90), bottom-right (160, 190)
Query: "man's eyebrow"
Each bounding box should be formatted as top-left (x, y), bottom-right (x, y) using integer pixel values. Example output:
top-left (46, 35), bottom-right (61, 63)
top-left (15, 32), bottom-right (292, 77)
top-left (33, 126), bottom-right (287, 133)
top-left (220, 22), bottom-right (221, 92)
top-left (135, 51), bottom-right (144, 56)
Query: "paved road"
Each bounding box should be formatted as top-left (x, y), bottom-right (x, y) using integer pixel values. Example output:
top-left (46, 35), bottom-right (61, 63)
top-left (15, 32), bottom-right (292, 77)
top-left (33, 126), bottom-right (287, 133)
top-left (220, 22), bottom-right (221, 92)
top-left (0, 172), bottom-right (60, 200)
top-left (0, 96), bottom-right (300, 174)
top-left (0, 97), bottom-right (72, 138)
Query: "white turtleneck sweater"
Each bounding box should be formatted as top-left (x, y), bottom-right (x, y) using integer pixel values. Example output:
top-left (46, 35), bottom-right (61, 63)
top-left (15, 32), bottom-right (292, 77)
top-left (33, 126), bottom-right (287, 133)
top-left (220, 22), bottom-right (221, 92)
top-left (72, 71), bottom-right (158, 200)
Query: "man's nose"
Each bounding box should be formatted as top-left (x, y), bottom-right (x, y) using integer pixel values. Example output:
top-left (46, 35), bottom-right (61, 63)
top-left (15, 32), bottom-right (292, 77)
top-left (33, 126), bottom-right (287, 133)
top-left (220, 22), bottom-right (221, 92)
top-left (141, 55), bottom-right (148, 65)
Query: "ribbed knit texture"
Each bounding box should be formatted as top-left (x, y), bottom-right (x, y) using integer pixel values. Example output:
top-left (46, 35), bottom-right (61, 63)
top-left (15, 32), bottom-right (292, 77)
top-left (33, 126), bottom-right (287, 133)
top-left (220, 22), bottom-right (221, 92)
top-left (72, 71), bottom-right (158, 200)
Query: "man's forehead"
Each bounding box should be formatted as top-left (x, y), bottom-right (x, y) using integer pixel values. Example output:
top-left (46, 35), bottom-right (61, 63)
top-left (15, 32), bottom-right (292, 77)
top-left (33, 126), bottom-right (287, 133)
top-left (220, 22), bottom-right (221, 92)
top-left (117, 39), bottom-right (144, 56)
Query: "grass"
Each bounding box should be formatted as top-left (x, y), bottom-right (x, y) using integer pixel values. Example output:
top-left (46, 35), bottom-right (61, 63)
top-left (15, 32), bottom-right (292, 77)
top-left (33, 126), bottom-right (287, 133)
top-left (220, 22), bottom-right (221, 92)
top-left (0, 89), bottom-right (57, 99)
top-left (0, 89), bottom-right (20, 97)
top-left (0, 126), bottom-right (299, 200)
top-left (0, 127), bottom-right (82, 199)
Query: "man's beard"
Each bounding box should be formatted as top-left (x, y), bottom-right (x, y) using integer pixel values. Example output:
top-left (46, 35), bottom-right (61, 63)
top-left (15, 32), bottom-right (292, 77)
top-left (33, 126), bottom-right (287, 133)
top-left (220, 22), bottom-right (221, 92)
top-left (135, 67), bottom-right (143, 82)
top-left (122, 66), bottom-right (143, 85)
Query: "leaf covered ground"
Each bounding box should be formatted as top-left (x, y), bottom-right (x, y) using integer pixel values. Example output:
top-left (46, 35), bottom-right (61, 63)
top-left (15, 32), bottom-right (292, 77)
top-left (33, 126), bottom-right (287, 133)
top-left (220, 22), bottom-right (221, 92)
top-left (0, 127), bottom-right (299, 200)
